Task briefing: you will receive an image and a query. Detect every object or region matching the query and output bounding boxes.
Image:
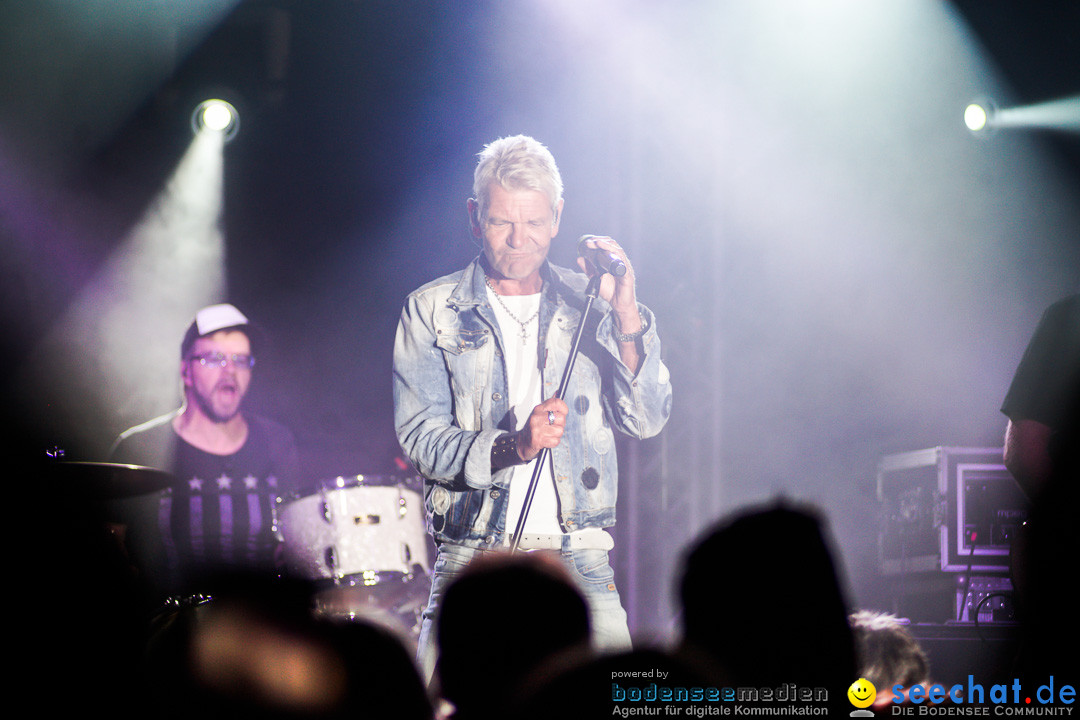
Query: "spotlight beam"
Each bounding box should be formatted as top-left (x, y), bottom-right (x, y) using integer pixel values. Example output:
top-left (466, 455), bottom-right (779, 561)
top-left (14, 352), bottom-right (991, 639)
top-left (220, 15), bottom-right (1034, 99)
top-left (18, 126), bottom-right (229, 453)
top-left (994, 95), bottom-right (1080, 132)
top-left (966, 94), bottom-right (1080, 134)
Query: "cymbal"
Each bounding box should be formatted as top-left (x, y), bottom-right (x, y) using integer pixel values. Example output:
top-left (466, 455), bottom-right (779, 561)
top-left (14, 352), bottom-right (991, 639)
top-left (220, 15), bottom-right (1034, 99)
top-left (44, 461), bottom-right (175, 498)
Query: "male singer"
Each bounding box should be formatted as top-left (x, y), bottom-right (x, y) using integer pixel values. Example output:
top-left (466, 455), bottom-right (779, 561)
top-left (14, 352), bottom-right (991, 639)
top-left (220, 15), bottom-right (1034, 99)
top-left (392, 134), bottom-right (672, 679)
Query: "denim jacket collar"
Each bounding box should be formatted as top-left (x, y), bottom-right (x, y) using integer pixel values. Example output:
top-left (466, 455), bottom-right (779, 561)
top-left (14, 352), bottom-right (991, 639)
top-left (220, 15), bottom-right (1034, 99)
top-left (448, 256), bottom-right (587, 318)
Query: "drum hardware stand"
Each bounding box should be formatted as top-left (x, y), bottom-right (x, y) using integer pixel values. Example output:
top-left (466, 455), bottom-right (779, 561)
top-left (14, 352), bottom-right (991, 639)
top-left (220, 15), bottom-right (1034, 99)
top-left (510, 273), bottom-right (604, 554)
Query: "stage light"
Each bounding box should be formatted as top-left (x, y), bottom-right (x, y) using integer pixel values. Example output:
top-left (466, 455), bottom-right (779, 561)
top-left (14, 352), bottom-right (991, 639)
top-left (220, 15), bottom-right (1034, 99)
top-left (191, 98), bottom-right (240, 140)
top-left (964, 100), bottom-right (994, 134)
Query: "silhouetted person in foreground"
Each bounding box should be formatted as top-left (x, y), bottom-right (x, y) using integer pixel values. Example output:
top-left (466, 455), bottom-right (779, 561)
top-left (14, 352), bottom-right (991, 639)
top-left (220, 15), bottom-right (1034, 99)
top-left (20, 456), bottom-right (153, 720)
top-left (146, 572), bottom-right (432, 720)
top-left (435, 551), bottom-right (593, 719)
top-left (515, 503), bottom-right (854, 718)
top-left (677, 502), bottom-right (856, 711)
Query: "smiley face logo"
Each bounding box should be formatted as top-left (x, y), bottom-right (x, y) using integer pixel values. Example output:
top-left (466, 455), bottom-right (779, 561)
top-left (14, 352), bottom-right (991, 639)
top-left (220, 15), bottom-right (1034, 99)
top-left (847, 678), bottom-right (876, 709)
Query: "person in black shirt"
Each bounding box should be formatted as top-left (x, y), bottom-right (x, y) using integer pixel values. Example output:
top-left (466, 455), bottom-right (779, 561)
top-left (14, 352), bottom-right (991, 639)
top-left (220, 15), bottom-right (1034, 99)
top-left (1002, 293), bottom-right (1080, 500)
top-left (110, 303), bottom-right (299, 596)
top-left (1000, 292), bottom-right (1080, 684)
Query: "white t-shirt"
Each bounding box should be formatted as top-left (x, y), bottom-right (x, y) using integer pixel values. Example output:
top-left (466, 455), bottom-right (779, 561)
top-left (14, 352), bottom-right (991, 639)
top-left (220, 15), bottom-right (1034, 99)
top-left (484, 285), bottom-right (562, 536)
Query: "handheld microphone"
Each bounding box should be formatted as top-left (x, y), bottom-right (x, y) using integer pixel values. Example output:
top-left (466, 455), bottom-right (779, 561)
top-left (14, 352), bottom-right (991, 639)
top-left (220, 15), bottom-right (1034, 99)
top-left (578, 235), bottom-right (627, 277)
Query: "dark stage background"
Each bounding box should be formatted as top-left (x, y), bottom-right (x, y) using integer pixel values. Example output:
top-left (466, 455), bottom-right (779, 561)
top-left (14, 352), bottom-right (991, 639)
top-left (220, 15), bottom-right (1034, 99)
top-left (2, 0), bottom-right (1078, 640)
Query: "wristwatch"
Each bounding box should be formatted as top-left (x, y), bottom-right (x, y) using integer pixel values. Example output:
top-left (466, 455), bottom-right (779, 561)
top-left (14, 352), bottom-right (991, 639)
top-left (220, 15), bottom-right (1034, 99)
top-left (613, 311), bottom-right (648, 343)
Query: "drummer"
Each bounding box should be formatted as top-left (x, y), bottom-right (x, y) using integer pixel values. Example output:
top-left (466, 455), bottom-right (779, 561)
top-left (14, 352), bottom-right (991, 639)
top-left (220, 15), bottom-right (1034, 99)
top-left (109, 303), bottom-right (300, 596)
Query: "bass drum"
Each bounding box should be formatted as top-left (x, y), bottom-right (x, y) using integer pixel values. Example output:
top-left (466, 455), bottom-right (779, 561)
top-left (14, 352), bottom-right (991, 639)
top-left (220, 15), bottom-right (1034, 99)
top-left (277, 474), bottom-right (431, 632)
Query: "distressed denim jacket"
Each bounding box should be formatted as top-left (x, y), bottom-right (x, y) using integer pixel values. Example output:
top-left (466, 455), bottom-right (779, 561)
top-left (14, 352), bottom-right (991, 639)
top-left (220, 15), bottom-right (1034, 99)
top-left (392, 257), bottom-right (672, 549)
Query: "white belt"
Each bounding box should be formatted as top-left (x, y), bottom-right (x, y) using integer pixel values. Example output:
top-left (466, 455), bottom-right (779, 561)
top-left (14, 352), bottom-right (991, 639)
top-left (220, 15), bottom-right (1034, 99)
top-left (511, 529), bottom-right (614, 551)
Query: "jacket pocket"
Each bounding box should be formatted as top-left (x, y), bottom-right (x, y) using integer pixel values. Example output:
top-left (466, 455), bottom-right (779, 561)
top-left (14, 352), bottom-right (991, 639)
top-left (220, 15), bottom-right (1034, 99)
top-left (436, 328), bottom-right (493, 432)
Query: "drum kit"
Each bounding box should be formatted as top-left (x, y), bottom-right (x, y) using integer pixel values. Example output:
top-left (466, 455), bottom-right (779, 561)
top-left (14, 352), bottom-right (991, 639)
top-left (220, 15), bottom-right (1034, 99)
top-left (50, 461), bottom-right (432, 637)
top-left (276, 473), bottom-right (432, 634)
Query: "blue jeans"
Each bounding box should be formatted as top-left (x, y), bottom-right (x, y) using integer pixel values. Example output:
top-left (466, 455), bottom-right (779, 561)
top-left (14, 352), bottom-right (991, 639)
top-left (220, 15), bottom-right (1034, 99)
top-left (415, 543), bottom-right (632, 684)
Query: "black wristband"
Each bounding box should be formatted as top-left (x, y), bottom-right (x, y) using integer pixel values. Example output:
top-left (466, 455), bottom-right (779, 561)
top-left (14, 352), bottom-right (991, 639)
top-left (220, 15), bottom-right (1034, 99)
top-left (491, 433), bottom-right (525, 471)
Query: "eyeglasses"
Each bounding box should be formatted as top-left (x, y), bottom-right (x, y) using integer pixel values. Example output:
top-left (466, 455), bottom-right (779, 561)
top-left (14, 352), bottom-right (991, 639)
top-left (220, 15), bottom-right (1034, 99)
top-left (189, 352), bottom-right (255, 369)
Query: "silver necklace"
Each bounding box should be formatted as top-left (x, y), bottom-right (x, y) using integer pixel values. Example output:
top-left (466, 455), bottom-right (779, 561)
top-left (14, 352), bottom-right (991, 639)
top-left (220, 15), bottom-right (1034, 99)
top-left (485, 276), bottom-right (540, 345)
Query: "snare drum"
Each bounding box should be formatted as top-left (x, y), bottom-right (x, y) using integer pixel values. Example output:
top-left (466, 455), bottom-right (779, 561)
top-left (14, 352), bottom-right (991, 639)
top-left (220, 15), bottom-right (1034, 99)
top-left (277, 475), bottom-right (429, 586)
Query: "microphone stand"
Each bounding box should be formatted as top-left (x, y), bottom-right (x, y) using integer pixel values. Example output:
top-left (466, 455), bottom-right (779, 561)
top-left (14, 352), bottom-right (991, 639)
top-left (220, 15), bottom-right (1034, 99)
top-left (510, 273), bottom-right (604, 554)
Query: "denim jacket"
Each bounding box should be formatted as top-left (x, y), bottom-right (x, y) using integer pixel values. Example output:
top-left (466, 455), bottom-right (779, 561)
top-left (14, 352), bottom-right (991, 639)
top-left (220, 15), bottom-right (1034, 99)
top-left (392, 257), bottom-right (672, 548)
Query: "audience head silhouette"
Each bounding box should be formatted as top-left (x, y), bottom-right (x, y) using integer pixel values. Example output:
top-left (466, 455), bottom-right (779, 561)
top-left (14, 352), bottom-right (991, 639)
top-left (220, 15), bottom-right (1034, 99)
top-left (436, 551), bottom-right (591, 719)
top-left (679, 501), bottom-right (856, 689)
